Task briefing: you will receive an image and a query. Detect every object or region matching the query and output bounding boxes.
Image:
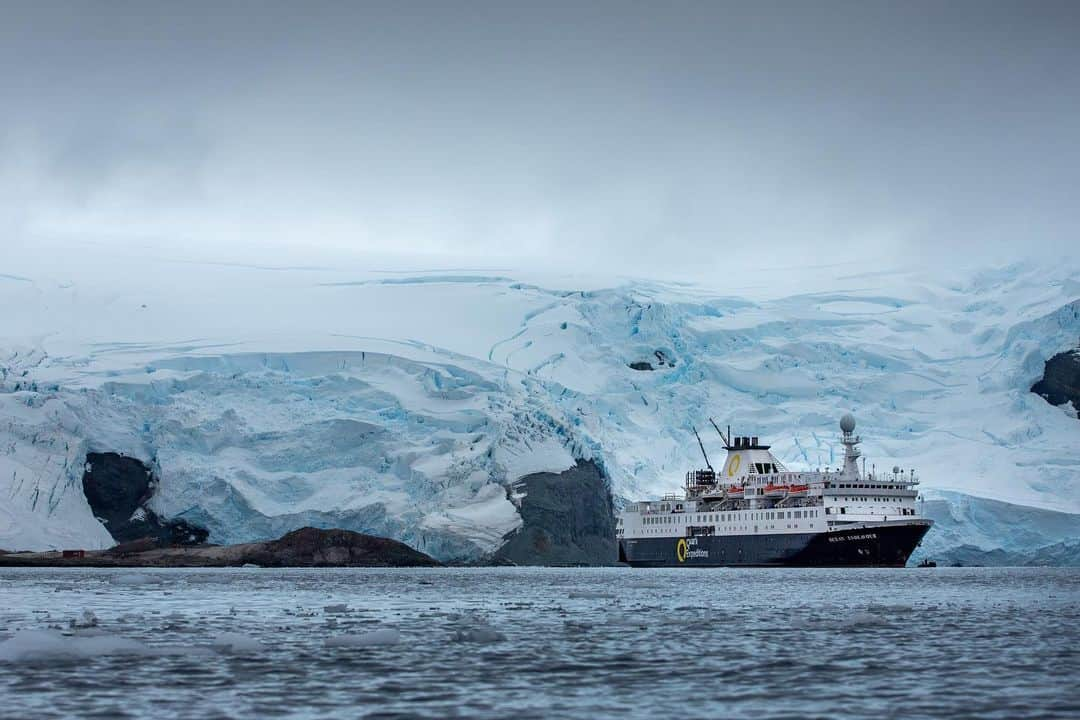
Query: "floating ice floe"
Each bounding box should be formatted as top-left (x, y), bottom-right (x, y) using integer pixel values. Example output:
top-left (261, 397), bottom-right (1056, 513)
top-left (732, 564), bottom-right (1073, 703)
top-left (323, 604), bottom-right (349, 614)
top-left (0, 629), bottom-right (208, 662)
top-left (567, 591), bottom-right (616, 600)
top-left (867, 603), bottom-right (915, 615)
top-left (452, 625), bottom-right (505, 643)
top-left (325, 628), bottom-right (401, 647)
top-left (210, 632), bottom-right (263, 654)
top-left (846, 611), bottom-right (881, 628)
top-left (112, 573), bottom-right (158, 587)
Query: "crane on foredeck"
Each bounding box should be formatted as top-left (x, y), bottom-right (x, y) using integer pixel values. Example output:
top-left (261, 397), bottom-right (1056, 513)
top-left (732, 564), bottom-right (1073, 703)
top-left (692, 426), bottom-right (712, 471)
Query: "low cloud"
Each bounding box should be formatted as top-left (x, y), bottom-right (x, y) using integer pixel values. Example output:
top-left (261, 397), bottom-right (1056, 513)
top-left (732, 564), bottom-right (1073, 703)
top-left (2, 1), bottom-right (1077, 276)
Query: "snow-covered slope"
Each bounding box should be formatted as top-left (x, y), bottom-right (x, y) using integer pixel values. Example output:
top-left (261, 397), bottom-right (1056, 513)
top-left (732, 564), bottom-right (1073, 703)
top-left (2, 241), bottom-right (1078, 560)
top-left (486, 266), bottom-right (1080, 511)
top-left (0, 348), bottom-right (582, 558)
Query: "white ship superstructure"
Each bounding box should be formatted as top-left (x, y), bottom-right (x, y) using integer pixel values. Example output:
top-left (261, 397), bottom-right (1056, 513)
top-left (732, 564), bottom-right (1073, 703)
top-left (617, 415), bottom-right (931, 566)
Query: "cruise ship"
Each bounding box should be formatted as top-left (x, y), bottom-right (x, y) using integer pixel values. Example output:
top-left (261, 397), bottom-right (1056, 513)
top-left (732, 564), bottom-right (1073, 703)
top-left (617, 415), bottom-right (932, 567)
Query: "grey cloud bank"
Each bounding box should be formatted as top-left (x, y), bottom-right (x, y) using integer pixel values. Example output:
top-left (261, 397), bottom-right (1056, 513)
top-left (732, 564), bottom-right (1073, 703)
top-left (2, 1), bottom-right (1077, 277)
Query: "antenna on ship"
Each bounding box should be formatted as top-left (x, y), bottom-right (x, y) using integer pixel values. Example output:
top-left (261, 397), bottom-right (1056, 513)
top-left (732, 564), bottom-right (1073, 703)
top-left (692, 426), bottom-right (713, 471)
top-left (708, 417), bottom-right (731, 447)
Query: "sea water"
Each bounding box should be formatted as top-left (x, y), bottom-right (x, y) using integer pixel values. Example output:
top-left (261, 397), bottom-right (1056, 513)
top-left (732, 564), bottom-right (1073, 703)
top-left (0, 567), bottom-right (1076, 719)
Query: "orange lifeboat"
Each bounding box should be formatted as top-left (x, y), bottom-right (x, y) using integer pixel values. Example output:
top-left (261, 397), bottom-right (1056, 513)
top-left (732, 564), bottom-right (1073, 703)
top-left (787, 484), bottom-right (809, 494)
top-left (764, 484), bottom-right (789, 495)
top-left (726, 485), bottom-right (743, 496)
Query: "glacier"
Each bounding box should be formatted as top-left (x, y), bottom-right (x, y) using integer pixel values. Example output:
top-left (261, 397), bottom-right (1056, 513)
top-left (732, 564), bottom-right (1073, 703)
top-left (2, 241), bottom-right (1079, 562)
top-left (913, 489), bottom-right (1080, 566)
top-left (0, 348), bottom-right (583, 559)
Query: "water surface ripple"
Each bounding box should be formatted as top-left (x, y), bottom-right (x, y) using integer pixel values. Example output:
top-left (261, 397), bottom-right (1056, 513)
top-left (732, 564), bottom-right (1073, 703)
top-left (1, 567), bottom-right (1077, 719)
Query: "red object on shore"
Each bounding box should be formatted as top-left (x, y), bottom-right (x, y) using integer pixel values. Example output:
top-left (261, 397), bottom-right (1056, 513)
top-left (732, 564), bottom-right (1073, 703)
top-left (62, 549), bottom-right (86, 558)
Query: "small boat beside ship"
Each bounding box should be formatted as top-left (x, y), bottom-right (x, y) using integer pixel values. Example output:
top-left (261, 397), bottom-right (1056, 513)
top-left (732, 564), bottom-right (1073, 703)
top-left (616, 415), bottom-right (932, 567)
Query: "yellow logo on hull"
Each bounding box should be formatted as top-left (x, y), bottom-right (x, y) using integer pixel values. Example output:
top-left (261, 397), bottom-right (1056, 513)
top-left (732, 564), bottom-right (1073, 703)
top-left (676, 538), bottom-right (688, 562)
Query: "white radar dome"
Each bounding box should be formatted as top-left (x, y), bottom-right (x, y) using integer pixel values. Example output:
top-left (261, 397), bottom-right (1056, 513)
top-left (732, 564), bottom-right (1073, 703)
top-left (840, 414), bottom-right (856, 433)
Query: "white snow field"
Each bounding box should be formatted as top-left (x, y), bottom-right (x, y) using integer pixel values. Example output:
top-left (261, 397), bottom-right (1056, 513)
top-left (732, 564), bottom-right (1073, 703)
top-left (2, 240), bottom-right (1079, 559)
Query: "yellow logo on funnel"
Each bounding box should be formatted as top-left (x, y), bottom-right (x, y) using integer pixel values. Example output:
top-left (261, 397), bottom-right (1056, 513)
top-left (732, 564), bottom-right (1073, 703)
top-left (727, 454), bottom-right (741, 477)
top-left (676, 538), bottom-right (688, 562)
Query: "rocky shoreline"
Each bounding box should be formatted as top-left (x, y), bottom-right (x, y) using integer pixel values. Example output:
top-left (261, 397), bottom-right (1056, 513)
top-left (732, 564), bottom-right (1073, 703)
top-left (0, 527), bottom-right (440, 568)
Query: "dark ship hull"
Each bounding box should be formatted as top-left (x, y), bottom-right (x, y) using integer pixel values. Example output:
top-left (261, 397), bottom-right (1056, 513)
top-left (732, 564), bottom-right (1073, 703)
top-left (619, 520), bottom-right (932, 567)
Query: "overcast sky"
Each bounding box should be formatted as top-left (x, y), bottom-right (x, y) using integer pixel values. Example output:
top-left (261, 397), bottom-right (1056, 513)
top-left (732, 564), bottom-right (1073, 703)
top-left (2, 1), bottom-right (1077, 277)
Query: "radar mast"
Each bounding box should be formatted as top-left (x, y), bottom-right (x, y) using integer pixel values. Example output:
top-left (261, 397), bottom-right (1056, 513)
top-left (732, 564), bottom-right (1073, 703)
top-left (840, 413), bottom-right (861, 478)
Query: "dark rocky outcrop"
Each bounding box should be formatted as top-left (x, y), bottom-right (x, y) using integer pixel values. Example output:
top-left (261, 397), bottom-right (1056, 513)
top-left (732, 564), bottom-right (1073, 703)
top-left (238, 527), bottom-right (439, 567)
top-left (1031, 348), bottom-right (1080, 412)
top-left (82, 452), bottom-right (208, 546)
top-left (0, 527), bottom-right (440, 567)
top-left (492, 459), bottom-right (617, 566)
top-left (628, 350), bottom-right (676, 372)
